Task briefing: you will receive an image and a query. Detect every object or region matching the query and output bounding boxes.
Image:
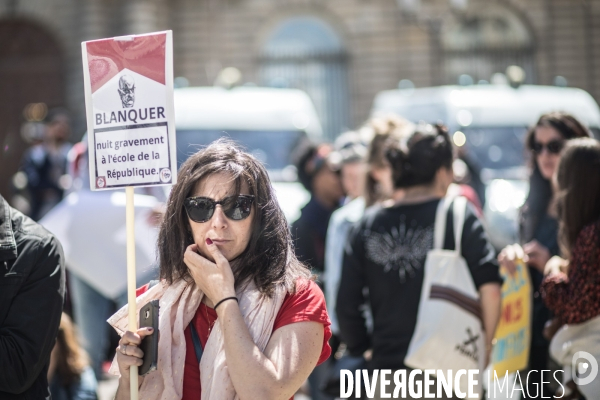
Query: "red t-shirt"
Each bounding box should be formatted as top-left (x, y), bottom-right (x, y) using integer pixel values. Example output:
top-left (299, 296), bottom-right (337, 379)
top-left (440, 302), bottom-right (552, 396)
top-left (137, 279), bottom-right (332, 399)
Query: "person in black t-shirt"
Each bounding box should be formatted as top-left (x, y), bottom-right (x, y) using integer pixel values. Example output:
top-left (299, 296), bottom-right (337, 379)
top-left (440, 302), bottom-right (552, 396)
top-left (336, 123), bottom-right (502, 394)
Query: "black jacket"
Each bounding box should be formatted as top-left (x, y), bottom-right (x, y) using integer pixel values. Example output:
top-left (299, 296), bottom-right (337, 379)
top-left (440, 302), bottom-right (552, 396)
top-left (0, 195), bottom-right (65, 399)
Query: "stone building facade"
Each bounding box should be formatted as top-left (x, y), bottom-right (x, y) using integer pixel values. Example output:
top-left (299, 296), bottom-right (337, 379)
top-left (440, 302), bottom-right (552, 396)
top-left (1, 0), bottom-right (599, 197)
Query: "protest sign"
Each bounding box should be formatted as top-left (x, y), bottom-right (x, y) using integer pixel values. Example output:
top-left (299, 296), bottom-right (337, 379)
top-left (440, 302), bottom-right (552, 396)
top-left (81, 32), bottom-right (175, 397)
top-left (492, 260), bottom-right (532, 375)
top-left (82, 31), bottom-right (176, 190)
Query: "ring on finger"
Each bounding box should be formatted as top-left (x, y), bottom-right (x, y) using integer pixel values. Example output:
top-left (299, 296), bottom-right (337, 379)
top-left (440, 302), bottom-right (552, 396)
top-left (120, 344), bottom-right (127, 355)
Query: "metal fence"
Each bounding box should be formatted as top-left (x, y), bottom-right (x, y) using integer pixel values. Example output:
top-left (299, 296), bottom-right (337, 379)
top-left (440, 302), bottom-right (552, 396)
top-left (259, 17), bottom-right (350, 141)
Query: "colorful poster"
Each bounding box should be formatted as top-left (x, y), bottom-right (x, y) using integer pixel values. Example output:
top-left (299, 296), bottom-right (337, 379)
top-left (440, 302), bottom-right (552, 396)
top-left (82, 31), bottom-right (176, 190)
top-left (492, 260), bottom-right (532, 375)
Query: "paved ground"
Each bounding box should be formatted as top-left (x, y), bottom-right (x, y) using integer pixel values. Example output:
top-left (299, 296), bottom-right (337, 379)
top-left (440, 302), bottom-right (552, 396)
top-left (97, 378), bottom-right (312, 400)
top-left (98, 377), bottom-right (119, 400)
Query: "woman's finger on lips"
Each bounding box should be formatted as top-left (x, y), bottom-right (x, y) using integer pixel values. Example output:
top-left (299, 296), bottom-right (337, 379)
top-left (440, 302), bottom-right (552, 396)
top-left (204, 239), bottom-right (228, 267)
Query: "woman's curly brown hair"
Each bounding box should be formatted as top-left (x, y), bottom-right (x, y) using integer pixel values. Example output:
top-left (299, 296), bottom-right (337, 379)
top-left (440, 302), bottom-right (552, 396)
top-left (158, 139), bottom-right (310, 296)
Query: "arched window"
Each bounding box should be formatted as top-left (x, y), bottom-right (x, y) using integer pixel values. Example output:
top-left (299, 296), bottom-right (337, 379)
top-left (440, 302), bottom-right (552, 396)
top-left (441, 5), bottom-right (535, 84)
top-left (0, 19), bottom-right (64, 200)
top-left (260, 16), bottom-right (349, 140)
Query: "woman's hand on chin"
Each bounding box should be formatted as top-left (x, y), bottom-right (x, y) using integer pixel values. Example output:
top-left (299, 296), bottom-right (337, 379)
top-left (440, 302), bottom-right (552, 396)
top-left (184, 241), bottom-right (236, 305)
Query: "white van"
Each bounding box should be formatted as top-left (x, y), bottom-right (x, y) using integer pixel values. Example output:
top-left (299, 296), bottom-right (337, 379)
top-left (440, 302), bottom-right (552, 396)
top-left (371, 84), bottom-right (600, 248)
top-left (174, 86), bottom-right (323, 222)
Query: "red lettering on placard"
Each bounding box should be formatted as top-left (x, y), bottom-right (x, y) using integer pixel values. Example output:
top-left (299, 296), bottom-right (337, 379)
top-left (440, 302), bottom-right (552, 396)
top-left (501, 298), bottom-right (524, 325)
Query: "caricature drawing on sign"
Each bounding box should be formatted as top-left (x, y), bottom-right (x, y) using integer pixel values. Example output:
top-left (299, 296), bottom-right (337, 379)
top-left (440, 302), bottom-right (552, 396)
top-left (118, 75), bottom-right (135, 108)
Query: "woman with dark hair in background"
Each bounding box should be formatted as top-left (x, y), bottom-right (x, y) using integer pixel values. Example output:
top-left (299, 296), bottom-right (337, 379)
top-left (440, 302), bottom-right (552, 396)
top-left (337, 123), bottom-right (502, 399)
top-left (110, 140), bottom-right (331, 399)
top-left (541, 138), bottom-right (600, 399)
top-left (497, 112), bottom-right (590, 397)
top-left (48, 313), bottom-right (98, 400)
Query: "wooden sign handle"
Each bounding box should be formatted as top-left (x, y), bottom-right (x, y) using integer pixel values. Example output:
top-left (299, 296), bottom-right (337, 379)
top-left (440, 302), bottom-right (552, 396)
top-left (126, 186), bottom-right (139, 399)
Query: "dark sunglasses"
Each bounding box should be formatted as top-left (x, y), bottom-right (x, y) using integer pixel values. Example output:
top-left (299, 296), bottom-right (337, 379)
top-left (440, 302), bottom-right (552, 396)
top-left (184, 195), bottom-right (255, 223)
top-left (532, 140), bottom-right (564, 155)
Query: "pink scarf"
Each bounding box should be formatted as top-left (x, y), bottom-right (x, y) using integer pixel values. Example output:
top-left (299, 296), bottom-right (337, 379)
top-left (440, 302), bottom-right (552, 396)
top-left (108, 279), bottom-right (286, 399)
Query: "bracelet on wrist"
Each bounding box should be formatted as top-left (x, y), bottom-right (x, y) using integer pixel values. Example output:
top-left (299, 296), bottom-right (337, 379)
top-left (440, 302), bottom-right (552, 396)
top-left (214, 296), bottom-right (238, 311)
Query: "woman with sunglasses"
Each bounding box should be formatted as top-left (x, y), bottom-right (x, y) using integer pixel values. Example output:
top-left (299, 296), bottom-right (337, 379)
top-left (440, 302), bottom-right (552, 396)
top-left (497, 112), bottom-right (590, 398)
top-left (110, 139), bottom-right (331, 399)
top-left (541, 138), bottom-right (600, 399)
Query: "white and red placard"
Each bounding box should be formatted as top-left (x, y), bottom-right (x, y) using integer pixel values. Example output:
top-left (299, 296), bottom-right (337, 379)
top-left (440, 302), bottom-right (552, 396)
top-left (82, 31), bottom-right (176, 190)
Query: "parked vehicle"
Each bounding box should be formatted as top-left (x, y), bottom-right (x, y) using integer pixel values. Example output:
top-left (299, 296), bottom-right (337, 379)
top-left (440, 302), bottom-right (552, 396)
top-left (371, 83), bottom-right (600, 248)
top-left (174, 86), bottom-right (323, 222)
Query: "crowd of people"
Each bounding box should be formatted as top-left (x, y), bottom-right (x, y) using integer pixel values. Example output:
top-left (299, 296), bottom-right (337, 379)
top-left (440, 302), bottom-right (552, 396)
top-left (2, 109), bottom-right (600, 400)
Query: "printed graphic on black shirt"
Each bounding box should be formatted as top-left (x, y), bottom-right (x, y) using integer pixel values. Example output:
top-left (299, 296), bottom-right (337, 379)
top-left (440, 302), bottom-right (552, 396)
top-left (363, 217), bottom-right (433, 283)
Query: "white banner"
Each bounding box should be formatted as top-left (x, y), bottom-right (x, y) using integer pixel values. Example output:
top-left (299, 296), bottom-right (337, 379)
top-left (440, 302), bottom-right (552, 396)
top-left (82, 31), bottom-right (176, 190)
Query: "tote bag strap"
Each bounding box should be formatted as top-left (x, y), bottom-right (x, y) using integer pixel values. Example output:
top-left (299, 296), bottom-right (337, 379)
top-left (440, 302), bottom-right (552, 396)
top-left (452, 196), bottom-right (468, 255)
top-left (433, 197), bottom-right (452, 249)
